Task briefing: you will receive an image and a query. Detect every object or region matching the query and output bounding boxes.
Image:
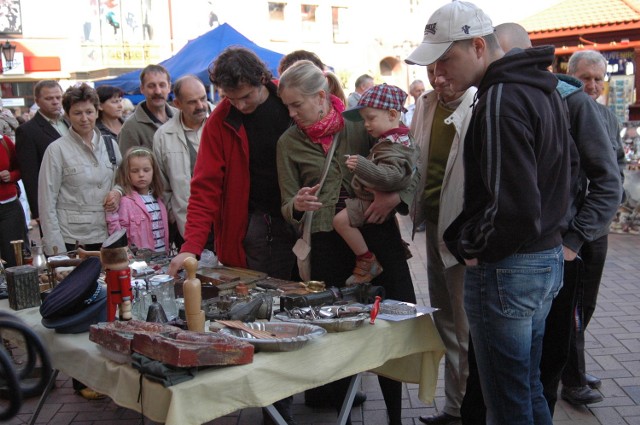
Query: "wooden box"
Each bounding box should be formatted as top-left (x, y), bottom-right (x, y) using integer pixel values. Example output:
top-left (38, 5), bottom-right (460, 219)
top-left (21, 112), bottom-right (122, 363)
top-left (6, 265), bottom-right (41, 310)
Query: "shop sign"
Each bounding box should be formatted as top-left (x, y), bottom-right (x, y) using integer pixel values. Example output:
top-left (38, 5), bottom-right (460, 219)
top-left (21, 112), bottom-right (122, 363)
top-left (1, 52), bottom-right (25, 75)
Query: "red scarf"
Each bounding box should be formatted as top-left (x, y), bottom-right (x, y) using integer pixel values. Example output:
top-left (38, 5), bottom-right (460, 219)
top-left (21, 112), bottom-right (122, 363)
top-left (300, 94), bottom-right (345, 155)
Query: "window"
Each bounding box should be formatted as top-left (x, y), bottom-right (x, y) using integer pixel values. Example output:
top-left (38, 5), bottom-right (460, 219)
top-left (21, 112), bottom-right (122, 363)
top-left (269, 2), bottom-right (286, 21)
top-left (301, 4), bottom-right (318, 41)
top-left (269, 2), bottom-right (287, 41)
top-left (332, 6), bottom-right (348, 44)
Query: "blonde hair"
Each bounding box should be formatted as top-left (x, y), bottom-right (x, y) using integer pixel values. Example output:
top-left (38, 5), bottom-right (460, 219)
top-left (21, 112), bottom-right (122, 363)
top-left (278, 60), bottom-right (346, 105)
top-left (116, 147), bottom-right (164, 198)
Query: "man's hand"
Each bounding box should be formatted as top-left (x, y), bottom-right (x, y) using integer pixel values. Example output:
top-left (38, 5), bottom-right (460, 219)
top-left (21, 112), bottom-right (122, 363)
top-left (365, 190), bottom-right (400, 224)
top-left (464, 258), bottom-right (478, 266)
top-left (563, 246), bottom-right (578, 261)
top-left (168, 252), bottom-right (196, 277)
top-left (103, 190), bottom-right (122, 213)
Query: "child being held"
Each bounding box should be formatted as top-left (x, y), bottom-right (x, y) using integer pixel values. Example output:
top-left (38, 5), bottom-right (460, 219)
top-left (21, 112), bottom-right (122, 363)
top-left (107, 147), bottom-right (169, 253)
top-left (336, 83), bottom-right (418, 285)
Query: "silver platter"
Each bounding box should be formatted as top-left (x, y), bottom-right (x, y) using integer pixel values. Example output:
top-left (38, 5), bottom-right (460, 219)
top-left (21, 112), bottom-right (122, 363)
top-left (216, 321), bottom-right (326, 352)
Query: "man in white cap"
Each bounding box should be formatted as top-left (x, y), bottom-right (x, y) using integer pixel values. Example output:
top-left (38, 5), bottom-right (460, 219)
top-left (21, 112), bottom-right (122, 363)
top-left (406, 2), bottom-right (574, 424)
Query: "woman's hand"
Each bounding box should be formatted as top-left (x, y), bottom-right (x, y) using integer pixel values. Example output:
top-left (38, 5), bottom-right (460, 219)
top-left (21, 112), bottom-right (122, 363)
top-left (294, 184), bottom-right (322, 212)
top-left (365, 190), bottom-right (400, 224)
top-left (0, 170), bottom-right (10, 182)
top-left (103, 190), bottom-right (122, 212)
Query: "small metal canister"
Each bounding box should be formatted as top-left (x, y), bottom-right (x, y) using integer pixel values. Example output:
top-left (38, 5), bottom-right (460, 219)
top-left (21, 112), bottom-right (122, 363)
top-left (147, 274), bottom-right (178, 320)
top-left (6, 265), bottom-right (40, 310)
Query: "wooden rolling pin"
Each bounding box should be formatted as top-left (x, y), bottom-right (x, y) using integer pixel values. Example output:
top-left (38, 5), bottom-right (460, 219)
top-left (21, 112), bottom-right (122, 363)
top-left (183, 257), bottom-right (205, 332)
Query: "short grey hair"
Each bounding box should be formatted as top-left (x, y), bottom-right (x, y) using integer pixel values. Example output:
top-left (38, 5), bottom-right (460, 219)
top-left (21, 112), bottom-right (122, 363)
top-left (568, 50), bottom-right (607, 76)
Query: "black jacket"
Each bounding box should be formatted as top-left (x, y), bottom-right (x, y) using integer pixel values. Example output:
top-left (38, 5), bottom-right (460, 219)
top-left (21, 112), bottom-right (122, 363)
top-left (444, 46), bottom-right (573, 263)
top-left (556, 75), bottom-right (622, 252)
top-left (15, 113), bottom-right (68, 219)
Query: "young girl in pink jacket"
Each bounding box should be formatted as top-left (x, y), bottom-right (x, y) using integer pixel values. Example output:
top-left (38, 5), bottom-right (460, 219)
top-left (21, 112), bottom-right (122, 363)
top-left (107, 147), bottom-right (169, 253)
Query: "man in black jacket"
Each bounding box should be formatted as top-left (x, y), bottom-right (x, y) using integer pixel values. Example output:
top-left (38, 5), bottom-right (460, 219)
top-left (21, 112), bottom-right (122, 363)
top-left (406, 2), bottom-right (574, 424)
top-left (458, 23), bottom-right (623, 424)
top-left (15, 80), bottom-right (68, 221)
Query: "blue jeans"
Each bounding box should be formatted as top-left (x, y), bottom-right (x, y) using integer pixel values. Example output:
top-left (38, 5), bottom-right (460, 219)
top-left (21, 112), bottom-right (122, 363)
top-left (464, 246), bottom-right (563, 425)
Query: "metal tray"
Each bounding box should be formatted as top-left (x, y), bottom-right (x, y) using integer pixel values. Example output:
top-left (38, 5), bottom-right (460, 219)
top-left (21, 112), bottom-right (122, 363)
top-left (274, 312), bottom-right (368, 333)
top-left (216, 322), bottom-right (326, 352)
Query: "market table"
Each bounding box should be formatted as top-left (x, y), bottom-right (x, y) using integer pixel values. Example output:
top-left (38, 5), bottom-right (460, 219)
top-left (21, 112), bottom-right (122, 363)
top-left (1, 300), bottom-right (445, 425)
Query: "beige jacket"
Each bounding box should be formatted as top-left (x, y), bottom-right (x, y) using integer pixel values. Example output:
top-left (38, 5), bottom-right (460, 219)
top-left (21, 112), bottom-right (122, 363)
top-left (38, 128), bottom-right (121, 255)
top-left (153, 112), bottom-right (203, 237)
top-left (410, 88), bottom-right (476, 268)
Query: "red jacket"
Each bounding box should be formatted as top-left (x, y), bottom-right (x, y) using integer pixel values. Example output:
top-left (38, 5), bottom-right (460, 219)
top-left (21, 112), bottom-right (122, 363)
top-left (0, 135), bottom-right (20, 201)
top-left (181, 98), bottom-right (251, 267)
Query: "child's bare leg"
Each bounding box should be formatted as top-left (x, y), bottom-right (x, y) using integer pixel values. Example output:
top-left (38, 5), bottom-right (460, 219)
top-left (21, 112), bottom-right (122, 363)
top-left (333, 209), bottom-right (369, 256)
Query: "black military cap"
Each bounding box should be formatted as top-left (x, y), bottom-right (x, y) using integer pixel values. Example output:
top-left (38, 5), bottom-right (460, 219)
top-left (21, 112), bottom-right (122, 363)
top-left (41, 285), bottom-right (107, 334)
top-left (40, 257), bottom-right (103, 320)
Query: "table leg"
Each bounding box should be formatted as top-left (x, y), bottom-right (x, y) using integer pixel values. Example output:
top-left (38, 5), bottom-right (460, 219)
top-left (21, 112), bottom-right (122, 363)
top-left (337, 374), bottom-right (361, 425)
top-left (28, 368), bottom-right (59, 425)
top-left (264, 404), bottom-right (289, 425)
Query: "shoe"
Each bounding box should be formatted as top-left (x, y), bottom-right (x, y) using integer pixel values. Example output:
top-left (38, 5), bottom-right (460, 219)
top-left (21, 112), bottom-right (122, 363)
top-left (304, 391), bottom-right (366, 408)
top-left (419, 412), bottom-right (461, 424)
top-left (561, 385), bottom-right (603, 405)
top-left (415, 222), bottom-right (426, 232)
top-left (77, 388), bottom-right (107, 400)
top-left (585, 373), bottom-right (602, 389)
top-left (352, 391), bottom-right (367, 407)
top-left (345, 254), bottom-right (383, 285)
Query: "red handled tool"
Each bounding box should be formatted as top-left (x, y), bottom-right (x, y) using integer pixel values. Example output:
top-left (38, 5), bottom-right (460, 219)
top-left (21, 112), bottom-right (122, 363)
top-left (370, 295), bottom-right (381, 324)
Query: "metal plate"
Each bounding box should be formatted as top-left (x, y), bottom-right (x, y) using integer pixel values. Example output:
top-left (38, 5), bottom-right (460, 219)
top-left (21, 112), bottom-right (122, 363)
top-left (216, 322), bottom-right (326, 352)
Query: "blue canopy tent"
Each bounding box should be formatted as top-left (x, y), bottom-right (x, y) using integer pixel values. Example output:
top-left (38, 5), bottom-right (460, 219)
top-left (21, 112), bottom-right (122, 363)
top-left (96, 23), bottom-right (284, 94)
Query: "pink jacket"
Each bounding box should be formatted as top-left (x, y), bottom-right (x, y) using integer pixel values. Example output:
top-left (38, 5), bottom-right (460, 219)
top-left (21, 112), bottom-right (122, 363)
top-left (106, 192), bottom-right (169, 253)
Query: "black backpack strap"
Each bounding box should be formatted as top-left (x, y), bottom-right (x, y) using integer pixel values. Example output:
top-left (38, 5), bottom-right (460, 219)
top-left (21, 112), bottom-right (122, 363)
top-left (102, 135), bottom-right (117, 165)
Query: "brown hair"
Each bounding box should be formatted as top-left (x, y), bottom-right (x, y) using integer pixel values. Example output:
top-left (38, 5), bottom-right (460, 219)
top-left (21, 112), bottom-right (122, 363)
top-left (62, 83), bottom-right (100, 115)
top-left (115, 147), bottom-right (164, 198)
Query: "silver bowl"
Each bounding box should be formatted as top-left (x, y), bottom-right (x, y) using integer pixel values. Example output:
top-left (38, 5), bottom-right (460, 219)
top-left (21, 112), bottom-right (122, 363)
top-left (274, 312), bottom-right (368, 332)
top-left (216, 322), bottom-right (326, 352)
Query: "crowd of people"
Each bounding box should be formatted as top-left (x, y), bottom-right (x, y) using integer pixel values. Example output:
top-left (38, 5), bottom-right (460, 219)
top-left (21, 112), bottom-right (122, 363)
top-left (0, 0), bottom-right (627, 423)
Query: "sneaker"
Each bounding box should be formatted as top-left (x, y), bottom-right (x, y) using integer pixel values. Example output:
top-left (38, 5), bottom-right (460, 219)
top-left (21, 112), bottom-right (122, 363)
top-left (561, 385), bottom-right (603, 405)
top-left (345, 254), bottom-right (383, 285)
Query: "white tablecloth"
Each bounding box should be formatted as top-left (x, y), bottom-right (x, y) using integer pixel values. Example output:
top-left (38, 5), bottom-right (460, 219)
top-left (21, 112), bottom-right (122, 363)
top-left (2, 301), bottom-right (445, 425)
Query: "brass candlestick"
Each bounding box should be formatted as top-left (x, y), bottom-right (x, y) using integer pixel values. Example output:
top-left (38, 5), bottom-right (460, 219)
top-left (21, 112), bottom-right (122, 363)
top-left (10, 240), bottom-right (24, 266)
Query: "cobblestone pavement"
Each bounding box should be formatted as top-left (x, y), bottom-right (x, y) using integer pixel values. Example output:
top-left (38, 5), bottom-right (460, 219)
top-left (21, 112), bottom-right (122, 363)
top-left (5, 216), bottom-right (640, 424)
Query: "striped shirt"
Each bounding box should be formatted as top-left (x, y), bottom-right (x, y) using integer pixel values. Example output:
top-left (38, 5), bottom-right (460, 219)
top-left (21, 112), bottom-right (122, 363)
top-left (140, 193), bottom-right (166, 252)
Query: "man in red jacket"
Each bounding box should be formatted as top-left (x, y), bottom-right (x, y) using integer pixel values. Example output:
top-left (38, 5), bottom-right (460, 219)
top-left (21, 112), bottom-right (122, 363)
top-left (167, 47), bottom-right (298, 423)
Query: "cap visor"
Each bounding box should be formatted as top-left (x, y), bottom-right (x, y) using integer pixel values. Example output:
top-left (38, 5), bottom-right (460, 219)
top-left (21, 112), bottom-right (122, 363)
top-left (342, 107), bottom-right (364, 122)
top-left (405, 42), bottom-right (452, 66)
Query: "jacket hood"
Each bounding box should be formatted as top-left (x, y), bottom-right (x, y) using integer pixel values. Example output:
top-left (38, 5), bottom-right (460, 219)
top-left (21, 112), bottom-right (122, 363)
top-left (555, 74), bottom-right (583, 99)
top-left (478, 45), bottom-right (559, 97)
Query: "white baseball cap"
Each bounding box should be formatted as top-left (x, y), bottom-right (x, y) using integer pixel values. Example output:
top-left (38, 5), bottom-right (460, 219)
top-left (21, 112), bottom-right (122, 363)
top-left (405, 0), bottom-right (494, 66)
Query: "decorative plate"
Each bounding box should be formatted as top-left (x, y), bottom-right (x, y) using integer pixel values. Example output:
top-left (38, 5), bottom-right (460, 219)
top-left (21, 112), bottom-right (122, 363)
top-left (216, 321), bottom-right (326, 352)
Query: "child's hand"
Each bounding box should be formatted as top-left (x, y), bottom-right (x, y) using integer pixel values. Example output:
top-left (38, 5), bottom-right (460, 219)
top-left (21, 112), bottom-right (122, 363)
top-left (345, 155), bottom-right (358, 171)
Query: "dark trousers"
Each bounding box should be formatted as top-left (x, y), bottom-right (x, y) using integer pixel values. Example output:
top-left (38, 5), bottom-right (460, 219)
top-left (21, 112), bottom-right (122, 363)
top-left (308, 218), bottom-right (415, 425)
top-left (0, 199), bottom-right (28, 267)
top-left (562, 235), bottom-right (608, 387)
top-left (169, 222), bottom-right (214, 254)
top-left (241, 211), bottom-right (297, 424)
top-left (538, 256), bottom-right (581, 414)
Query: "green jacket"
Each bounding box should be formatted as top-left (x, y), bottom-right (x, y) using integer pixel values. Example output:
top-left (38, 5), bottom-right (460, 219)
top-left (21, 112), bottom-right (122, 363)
top-left (277, 120), bottom-right (417, 234)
